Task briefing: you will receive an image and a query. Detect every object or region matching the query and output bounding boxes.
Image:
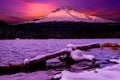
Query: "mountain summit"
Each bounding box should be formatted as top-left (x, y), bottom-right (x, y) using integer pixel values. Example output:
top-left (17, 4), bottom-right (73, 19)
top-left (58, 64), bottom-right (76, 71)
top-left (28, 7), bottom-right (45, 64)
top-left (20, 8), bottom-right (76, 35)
top-left (27, 6), bottom-right (114, 23)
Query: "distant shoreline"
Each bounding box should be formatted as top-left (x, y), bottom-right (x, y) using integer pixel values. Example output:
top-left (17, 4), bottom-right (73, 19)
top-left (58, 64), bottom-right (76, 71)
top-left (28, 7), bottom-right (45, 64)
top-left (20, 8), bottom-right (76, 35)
top-left (0, 21), bottom-right (120, 39)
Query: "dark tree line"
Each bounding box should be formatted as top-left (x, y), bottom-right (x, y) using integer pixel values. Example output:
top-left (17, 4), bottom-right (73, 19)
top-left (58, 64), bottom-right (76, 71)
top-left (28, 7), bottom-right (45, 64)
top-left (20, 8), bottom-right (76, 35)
top-left (0, 20), bottom-right (120, 39)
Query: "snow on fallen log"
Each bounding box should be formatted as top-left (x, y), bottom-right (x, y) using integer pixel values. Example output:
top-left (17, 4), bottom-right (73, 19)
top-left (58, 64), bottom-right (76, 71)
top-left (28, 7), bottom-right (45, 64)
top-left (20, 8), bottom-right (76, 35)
top-left (66, 44), bottom-right (76, 51)
top-left (70, 50), bottom-right (83, 61)
top-left (24, 49), bottom-right (71, 65)
top-left (23, 49), bottom-right (71, 72)
top-left (70, 50), bottom-right (95, 61)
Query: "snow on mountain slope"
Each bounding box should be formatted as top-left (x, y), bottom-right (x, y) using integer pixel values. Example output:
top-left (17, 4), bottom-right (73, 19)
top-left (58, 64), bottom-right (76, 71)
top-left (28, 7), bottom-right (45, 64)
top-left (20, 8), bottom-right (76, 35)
top-left (27, 6), bottom-right (114, 23)
top-left (70, 10), bottom-right (112, 22)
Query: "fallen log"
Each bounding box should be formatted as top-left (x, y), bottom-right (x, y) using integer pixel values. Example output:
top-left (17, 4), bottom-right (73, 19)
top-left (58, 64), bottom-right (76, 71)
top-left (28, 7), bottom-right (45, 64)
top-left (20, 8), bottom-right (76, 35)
top-left (0, 50), bottom-right (71, 75)
top-left (76, 43), bottom-right (100, 50)
top-left (23, 50), bottom-right (70, 72)
top-left (101, 42), bottom-right (120, 47)
top-left (0, 64), bottom-right (23, 75)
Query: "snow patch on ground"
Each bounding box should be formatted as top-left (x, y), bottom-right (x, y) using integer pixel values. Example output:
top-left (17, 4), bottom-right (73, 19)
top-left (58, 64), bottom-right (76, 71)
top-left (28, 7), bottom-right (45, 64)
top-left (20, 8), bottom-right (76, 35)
top-left (70, 50), bottom-right (83, 61)
top-left (58, 63), bottom-right (120, 80)
top-left (109, 58), bottom-right (120, 64)
top-left (54, 58), bottom-right (120, 80)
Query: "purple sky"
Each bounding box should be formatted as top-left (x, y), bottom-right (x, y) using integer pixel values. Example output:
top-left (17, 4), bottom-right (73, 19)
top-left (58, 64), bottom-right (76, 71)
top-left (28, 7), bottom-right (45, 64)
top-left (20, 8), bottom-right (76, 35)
top-left (0, 0), bottom-right (120, 23)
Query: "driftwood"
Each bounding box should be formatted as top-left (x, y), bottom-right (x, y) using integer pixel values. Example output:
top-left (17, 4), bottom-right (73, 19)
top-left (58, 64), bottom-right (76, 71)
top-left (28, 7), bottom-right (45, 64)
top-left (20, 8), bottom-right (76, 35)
top-left (23, 43), bottom-right (101, 71)
top-left (0, 43), bottom-right (119, 75)
top-left (101, 42), bottom-right (120, 47)
top-left (0, 50), bottom-right (71, 75)
top-left (0, 64), bottom-right (23, 75)
top-left (76, 43), bottom-right (100, 50)
top-left (23, 50), bottom-right (70, 72)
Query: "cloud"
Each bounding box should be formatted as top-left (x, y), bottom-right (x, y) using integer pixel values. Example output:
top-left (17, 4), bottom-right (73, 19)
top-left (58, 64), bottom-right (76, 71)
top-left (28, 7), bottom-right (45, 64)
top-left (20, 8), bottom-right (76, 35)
top-left (80, 8), bottom-right (120, 21)
top-left (16, 0), bottom-right (56, 17)
top-left (0, 0), bottom-right (57, 23)
top-left (0, 0), bottom-right (119, 23)
top-left (8, 16), bottom-right (24, 20)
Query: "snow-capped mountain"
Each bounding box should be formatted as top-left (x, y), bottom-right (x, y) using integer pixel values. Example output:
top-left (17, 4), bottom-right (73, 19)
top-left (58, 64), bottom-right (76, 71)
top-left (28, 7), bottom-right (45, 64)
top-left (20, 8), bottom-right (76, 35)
top-left (26, 6), bottom-right (114, 23)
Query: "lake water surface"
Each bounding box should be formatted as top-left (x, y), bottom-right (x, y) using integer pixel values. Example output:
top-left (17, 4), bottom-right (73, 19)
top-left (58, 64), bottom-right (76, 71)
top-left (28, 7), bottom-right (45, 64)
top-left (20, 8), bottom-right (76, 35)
top-left (0, 39), bottom-right (120, 66)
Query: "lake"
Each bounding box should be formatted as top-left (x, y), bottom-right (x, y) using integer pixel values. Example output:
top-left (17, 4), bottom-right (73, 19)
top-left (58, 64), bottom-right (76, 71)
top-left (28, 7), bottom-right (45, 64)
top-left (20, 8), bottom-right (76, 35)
top-left (0, 39), bottom-right (120, 80)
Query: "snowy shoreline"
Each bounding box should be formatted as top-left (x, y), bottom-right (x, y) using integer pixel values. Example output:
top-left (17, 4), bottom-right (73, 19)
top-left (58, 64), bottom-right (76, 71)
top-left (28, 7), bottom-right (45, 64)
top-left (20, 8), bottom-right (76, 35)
top-left (53, 58), bottom-right (120, 80)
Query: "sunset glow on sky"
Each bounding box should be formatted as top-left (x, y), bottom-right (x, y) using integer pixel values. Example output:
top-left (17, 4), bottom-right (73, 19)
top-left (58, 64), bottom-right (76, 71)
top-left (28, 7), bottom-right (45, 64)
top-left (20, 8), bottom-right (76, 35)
top-left (0, 0), bottom-right (120, 23)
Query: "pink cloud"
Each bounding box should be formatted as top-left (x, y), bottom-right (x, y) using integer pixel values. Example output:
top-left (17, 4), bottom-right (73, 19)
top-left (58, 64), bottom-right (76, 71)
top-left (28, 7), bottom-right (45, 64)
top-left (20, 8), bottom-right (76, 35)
top-left (79, 8), bottom-right (120, 21)
top-left (25, 3), bottom-right (55, 16)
